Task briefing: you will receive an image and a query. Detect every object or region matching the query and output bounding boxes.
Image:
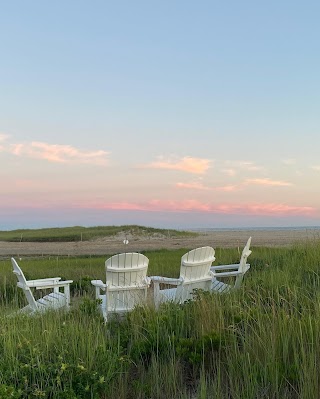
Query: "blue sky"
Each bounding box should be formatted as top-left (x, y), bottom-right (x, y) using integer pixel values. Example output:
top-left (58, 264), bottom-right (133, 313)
top-left (1, 1), bottom-right (320, 229)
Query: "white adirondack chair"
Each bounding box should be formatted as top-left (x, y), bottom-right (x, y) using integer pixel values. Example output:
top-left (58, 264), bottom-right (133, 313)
top-left (150, 246), bottom-right (215, 307)
top-left (91, 252), bottom-right (150, 322)
top-left (11, 257), bottom-right (73, 315)
top-left (210, 237), bottom-right (252, 293)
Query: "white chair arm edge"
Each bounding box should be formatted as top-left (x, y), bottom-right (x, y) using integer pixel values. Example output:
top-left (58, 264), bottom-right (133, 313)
top-left (27, 277), bottom-right (62, 285)
top-left (91, 279), bottom-right (107, 289)
top-left (144, 276), bottom-right (152, 285)
top-left (210, 264), bottom-right (240, 271)
top-left (150, 276), bottom-right (184, 285)
top-left (34, 280), bottom-right (73, 289)
top-left (213, 271), bottom-right (242, 277)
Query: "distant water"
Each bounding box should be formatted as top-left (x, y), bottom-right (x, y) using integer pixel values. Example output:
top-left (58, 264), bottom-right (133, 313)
top-left (187, 226), bottom-right (320, 232)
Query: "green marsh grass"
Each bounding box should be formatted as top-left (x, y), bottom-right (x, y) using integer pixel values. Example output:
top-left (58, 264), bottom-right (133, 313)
top-left (0, 225), bottom-right (196, 242)
top-left (1, 240), bottom-right (320, 398)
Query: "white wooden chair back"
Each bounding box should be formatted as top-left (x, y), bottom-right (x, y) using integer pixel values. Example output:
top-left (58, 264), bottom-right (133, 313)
top-left (105, 253), bottom-right (149, 312)
top-left (235, 237), bottom-right (252, 288)
top-left (176, 246), bottom-right (215, 302)
top-left (11, 258), bottom-right (38, 310)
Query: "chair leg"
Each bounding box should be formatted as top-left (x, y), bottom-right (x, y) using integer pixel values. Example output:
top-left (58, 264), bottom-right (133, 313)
top-left (153, 282), bottom-right (160, 309)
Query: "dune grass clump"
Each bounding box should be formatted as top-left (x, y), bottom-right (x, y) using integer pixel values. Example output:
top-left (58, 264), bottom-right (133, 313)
top-left (0, 225), bottom-right (196, 242)
top-left (0, 239), bottom-right (320, 397)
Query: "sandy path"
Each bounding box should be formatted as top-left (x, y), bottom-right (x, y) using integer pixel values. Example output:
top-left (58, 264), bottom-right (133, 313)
top-left (1, 228), bottom-right (319, 257)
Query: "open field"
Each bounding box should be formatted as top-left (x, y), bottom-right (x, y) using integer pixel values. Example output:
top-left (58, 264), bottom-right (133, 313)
top-left (1, 227), bottom-right (320, 257)
top-left (1, 237), bottom-right (320, 398)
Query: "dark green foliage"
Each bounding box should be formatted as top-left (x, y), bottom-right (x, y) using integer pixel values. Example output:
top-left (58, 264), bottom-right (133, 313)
top-left (70, 276), bottom-right (95, 296)
top-left (0, 384), bottom-right (22, 399)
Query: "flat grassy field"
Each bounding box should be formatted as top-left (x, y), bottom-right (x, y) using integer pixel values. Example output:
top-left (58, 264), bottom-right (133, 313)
top-left (0, 225), bottom-right (196, 242)
top-left (1, 240), bottom-right (320, 398)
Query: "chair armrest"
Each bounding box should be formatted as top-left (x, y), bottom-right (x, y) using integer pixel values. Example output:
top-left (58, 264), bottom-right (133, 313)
top-left (34, 280), bottom-right (73, 289)
top-left (150, 276), bottom-right (184, 286)
top-left (213, 264), bottom-right (250, 278)
top-left (91, 279), bottom-right (106, 289)
top-left (151, 276), bottom-right (184, 308)
top-left (144, 276), bottom-right (151, 286)
top-left (213, 271), bottom-right (242, 277)
top-left (91, 280), bottom-right (107, 299)
top-left (210, 264), bottom-right (240, 271)
top-left (27, 277), bottom-right (62, 287)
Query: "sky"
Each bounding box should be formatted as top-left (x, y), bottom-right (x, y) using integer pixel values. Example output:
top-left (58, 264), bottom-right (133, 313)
top-left (1, 1), bottom-right (320, 230)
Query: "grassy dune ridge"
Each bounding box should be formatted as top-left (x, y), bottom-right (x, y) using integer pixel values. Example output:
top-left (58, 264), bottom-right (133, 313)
top-left (1, 239), bottom-right (320, 398)
top-left (0, 225), bottom-right (196, 243)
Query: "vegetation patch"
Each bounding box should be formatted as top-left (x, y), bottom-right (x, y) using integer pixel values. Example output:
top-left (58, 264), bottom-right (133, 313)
top-left (1, 240), bottom-right (320, 398)
top-left (0, 225), bottom-right (197, 242)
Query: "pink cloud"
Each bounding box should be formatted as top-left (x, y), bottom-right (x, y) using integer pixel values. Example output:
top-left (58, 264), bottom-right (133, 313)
top-left (224, 160), bottom-right (263, 172)
top-left (143, 156), bottom-right (211, 174)
top-left (0, 133), bottom-right (9, 141)
top-left (71, 199), bottom-right (317, 217)
top-left (176, 182), bottom-right (239, 192)
top-left (1, 196), bottom-right (317, 217)
top-left (237, 161), bottom-right (262, 171)
top-left (221, 168), bottom-right (236, 177)
top-left (282, 158), bottom-right (296, 165)
top-left (176, 182), bottom-right (211, 190)
top-left (0, 133), bottom-right (10, 150)
top-left (14, 179), bottom-right (43, 189)
top-left (215, 185), bottom-right (239, 192)
top-left (244, 178), bottom-right (293, 187)
top-left (9, 141), bottom-right (109, 165)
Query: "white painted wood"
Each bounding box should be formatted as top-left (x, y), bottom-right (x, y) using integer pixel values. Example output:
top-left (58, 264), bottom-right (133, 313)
top-left (210, 237), bottom-right (252, 292)
top-left (151, 246), bottom-right (215, 307)
top-left (91, 252), bottom-right (150, 322)
top-left (11, 257), bottom-right (73, 315)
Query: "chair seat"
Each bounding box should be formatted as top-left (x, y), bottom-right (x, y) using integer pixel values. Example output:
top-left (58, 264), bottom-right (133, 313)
top-left (98, 294), bottom-right (137, 313)
top-left (18, 292), bottom-right (67, 314)
top-left (158, 288), bottom-right (177, 302)
top-left (211, 279), bottom-right (232, 293)
top-left (37, 292), bottom-right (67, 309)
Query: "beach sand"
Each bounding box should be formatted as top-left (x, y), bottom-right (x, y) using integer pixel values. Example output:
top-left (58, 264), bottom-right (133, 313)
top-left (1, 228), bottom-right (319, 257)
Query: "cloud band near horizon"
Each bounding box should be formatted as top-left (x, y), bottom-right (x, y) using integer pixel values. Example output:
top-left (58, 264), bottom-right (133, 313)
top-left (1, 199), bottom-right (315, 217)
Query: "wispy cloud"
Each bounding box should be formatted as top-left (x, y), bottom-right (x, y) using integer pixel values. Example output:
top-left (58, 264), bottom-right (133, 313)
top-left (142, 156), bottom-right (212, 174)
top-left (11, 142), bottom-right (109, 165)
top-left (220, 160), bottom-right (263, 176)
top-left (215, 185), bottom-right (239, 192)
top-left (224, 160), bottom-right (263, 172)
top-left (176, 182), bottom-right (211, 190)
top-left (282, 158), bottom-right (296, 165)
top-left (238, 161), bottom-right (262, 171)
top-left (176, 177), bottom-right (292, 192)
top-left (0, 133), bottom-right (10, 142)
top-left (72, 199), bottom-right (316, 217)
top-left (176, 182), bottom-right (239, 192)
top-left (311, 165), bottom-right (320, 171)
top-left (1, 196), bottom-right (316, 218)
top-left (0, 133), bottom-right (10, 150)
top-left (1, 136), bottom-right (110, 165)
top-left (244, 178), bottom-right (293, 187)
top-left (221, 168), bottom-right (236, 177)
